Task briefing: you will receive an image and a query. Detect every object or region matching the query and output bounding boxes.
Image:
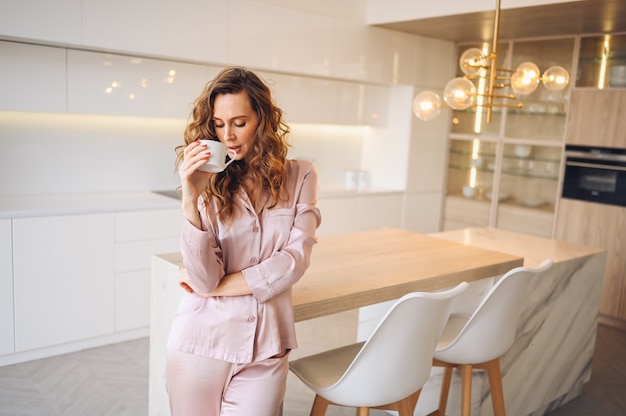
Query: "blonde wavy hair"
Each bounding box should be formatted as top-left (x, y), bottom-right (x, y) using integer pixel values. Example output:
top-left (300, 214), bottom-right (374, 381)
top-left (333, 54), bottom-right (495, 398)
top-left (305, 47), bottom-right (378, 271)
top-left (176, 67), bottom-right (290, 221)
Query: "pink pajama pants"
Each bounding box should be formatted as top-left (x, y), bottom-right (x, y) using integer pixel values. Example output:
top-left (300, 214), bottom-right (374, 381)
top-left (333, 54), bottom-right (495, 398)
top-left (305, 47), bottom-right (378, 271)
top-left (166, 349), bottom-right (289, 416)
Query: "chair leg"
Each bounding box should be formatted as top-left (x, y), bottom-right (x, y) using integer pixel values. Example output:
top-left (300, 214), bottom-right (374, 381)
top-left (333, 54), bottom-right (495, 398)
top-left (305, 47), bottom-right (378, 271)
top-left (459, 364), bottom-right (473, 416)
top-left (438, 365), bottom-right (454, 415)
top-left (310, 394), bottom-right (330, 416)
top-left (484, 358), bottom-right (506, 416)
top-left (356, 407), bottom-right (369, 416)
top-left (396, 391), bottom-right (421, 416)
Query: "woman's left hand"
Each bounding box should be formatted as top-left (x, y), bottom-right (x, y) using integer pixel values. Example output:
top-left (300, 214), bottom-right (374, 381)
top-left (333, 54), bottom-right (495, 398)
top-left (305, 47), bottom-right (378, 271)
top-left (178, 266), bottom-right (194, 293)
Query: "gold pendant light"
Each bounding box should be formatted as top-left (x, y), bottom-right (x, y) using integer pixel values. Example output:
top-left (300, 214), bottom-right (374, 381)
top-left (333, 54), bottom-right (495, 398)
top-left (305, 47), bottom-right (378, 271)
top-left (413, 0), bottom-right (570, 123)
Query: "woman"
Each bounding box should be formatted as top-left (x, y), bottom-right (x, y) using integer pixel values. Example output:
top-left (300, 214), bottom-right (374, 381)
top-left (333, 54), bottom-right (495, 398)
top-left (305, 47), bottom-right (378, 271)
top-left (166, 66), bottom-right (321, 415)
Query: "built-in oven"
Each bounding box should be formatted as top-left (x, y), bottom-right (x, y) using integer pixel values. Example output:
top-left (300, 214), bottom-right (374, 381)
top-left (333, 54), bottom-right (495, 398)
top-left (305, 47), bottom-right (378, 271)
top-left (562, 145), bottom-right (626, 207)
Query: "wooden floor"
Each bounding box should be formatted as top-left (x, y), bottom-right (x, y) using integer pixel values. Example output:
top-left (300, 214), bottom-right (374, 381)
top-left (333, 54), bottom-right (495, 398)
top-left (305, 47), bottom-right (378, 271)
top-left (0, 321), bottom-right (624, 415)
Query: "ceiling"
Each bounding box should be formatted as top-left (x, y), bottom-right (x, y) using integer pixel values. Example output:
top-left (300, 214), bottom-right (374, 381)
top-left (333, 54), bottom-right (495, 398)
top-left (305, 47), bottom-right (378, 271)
top-left (373, 0), bottom-right (626, 42)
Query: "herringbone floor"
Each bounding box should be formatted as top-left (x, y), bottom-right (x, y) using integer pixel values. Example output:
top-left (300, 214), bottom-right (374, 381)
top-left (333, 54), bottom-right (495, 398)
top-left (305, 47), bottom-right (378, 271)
top-left (0, 323), bottom-right (624, 416)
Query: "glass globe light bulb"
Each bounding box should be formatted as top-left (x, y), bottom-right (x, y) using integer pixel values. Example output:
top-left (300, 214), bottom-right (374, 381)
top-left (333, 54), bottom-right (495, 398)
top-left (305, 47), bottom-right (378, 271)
top-left (542, 66), bottom-right (570, 91)
top-left (443, 77), bottom-right (476, 110)
top-left (459, 48), bottom-right (486, 76)
top-left (413, 91), bottom-right (442, 121)
top-left (511, 61), bottom-right (540, 95)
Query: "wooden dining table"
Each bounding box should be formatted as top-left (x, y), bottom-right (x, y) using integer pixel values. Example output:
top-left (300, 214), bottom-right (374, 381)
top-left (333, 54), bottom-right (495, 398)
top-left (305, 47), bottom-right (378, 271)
top-left (292, 228), bottom-right (523, 321)
top-left (149, 228), bottom-right (523, 415)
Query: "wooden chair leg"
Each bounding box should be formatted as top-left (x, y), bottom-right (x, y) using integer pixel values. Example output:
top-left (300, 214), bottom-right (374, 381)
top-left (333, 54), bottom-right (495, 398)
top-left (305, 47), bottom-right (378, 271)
top-left (356, 407), bottom-right (369, 416)
top-left (438, 365), bottom-right (454, 415)
top-left (484, 358), bottom-right (506, 416)
top-left (310, 394), bottom-right (330, 416)
top-left (459, 364), bottom-right (473, 416)
top-left (396, 390), bottom-right (421, 416)
top-left (407, 389), bottom-right (422, 412)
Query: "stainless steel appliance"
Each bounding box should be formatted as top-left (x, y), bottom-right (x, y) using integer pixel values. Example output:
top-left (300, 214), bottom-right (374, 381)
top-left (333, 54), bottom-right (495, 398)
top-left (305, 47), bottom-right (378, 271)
top-left (562, 145), bottom-right (626, 207)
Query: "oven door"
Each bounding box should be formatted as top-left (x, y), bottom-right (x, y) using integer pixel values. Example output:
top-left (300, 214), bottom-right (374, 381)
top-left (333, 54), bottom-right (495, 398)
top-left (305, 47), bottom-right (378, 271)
top-left (562, 152), bottom-right (626, 207)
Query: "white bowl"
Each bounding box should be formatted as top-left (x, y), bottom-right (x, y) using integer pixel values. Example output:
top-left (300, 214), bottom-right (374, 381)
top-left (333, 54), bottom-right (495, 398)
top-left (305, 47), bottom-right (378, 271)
top-left (486, 191), bottom-right (509, 202)
top-left (521, 198), bottom-right (545, 208)
top-left (514, 145), bottom-right (532, 158)
top-left (462, 185), bottom-right (476, 198)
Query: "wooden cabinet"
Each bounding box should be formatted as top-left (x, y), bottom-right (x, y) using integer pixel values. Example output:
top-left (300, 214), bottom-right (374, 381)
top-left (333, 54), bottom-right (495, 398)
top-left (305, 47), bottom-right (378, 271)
top-left (0, 219), bottom-right (13, 356)
top-left (12, 214), bottom-right (116, 352)
top-left (556, 199), bottom-right (626, 325)
top-left (557, 34), bottom-right (626, 328)
top-left (566, 89), bottom-right (626, 148)
top-left (114, 209), bottom-right (181, 332)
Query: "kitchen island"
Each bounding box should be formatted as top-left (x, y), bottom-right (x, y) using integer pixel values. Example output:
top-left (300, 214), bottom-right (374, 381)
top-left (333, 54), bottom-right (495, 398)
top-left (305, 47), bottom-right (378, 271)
top-left (148, 228), bottom-right (606, 416)
top-left (417, 227), bottom-right (607, 416)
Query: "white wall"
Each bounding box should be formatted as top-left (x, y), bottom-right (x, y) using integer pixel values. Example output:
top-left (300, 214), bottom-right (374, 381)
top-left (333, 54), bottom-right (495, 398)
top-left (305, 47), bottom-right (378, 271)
top-left (0, 111), bottom-right (183, 195)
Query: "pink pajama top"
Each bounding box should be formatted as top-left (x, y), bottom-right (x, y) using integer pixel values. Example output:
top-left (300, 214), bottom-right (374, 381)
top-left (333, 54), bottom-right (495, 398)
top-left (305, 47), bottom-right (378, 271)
top-left (167, 159), bottom-right (321, 364)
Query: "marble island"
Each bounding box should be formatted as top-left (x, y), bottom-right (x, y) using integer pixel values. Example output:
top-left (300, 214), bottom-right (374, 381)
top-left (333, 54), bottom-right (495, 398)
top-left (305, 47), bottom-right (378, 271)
top-left (421, 227), bottom-right (607, 416)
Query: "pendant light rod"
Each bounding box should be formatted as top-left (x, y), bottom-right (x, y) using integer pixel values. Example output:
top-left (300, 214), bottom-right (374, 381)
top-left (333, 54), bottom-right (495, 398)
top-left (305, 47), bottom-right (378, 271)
top-left (487, 0), bottom-right (502, 123)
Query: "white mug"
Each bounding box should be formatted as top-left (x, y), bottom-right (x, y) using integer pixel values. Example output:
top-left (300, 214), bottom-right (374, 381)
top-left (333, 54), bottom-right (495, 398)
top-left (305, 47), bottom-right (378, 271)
top-left (198, 140), bottom-right (237, 173)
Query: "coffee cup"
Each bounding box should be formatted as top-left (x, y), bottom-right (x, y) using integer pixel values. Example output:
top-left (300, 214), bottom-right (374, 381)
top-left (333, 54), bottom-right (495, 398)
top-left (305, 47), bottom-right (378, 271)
top-left (198, 140), bottom-right (237, 173)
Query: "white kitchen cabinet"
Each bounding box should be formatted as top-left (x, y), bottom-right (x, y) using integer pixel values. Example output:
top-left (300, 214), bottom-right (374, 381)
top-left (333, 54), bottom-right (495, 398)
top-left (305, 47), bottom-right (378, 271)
top-left (262, 70), bottom-right (390, 127)
top-left (358, 193), bottom-right (403, 231)
top-left (317, 192), bottom-right (403, 236)
top-left (12, 213), bottom-right (115, 352)
top-left (0, 41), bottom-right (67, 113)
top-left (317, 197), bottom-right (361, 236)
top-left (114, 209), bottom-right (181, 332)
top-left (402, 191), bottom-right (444, 234)
top-left (0, 0), bottom-right (81, 45)
top-left (81, 0), bottom-right (229, 63)
top-left (0, 219), bottom-right (13, 356)
top-left (67, 50), bottom-right (217, 118)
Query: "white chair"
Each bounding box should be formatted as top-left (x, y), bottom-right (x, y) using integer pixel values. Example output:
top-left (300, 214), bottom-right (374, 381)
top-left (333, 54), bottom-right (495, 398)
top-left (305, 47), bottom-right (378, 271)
top-left (289, 282), bottom-right (469, 416)
top-left (430, 259), bottom-right (554, 416)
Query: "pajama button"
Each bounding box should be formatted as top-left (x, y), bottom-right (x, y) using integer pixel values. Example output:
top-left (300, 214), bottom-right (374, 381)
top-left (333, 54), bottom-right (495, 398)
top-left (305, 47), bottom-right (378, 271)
top-left (248, 316), bottom-right (256, 322)
top-left (250, 257), bottom-right (259, 264)
top-left (252, 226), bottom-right (259, 232)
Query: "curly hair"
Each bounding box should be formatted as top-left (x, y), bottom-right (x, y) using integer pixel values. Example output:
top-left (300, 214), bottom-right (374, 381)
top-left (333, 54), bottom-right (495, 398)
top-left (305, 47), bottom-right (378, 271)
top-left (176, 67), bottom-right (290, 221)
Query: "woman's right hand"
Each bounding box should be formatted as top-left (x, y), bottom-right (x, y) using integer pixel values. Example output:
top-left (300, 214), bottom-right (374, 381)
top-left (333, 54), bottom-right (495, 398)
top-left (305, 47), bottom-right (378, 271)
top-left (179, 140), bottom-right (212, 227)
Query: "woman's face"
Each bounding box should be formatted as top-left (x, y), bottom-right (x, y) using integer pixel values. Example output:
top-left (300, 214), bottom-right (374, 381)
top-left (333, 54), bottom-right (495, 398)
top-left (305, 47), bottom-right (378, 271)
top-left (212, 91), bottom-right (259, 161)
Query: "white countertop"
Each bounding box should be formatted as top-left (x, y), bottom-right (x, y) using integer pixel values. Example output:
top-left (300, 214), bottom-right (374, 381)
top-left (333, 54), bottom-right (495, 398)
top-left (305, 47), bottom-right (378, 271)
top-left (0, 192), bottom-right (181, 219)
top-left (431, 227), bottom-right (606, 267)
top-left (0, 187), bottom-right (403, 219)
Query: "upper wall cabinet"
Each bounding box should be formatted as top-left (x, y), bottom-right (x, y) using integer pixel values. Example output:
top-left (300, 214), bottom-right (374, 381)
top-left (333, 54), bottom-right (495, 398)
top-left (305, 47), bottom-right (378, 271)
top-left (67, 50), bottom-right (218, 118)
top-left (261, 71), bottom-right (389, 127)
top-left (0, 41), bottom-right (67, 113)
top-left (566, 90), bottom-right (626, 148)
top-left (81, 0), bottom-right (229, 63)
top-left (577, 34), bottom-right (626, 89)
top-left (0, 0), bottom-right (81, 45)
